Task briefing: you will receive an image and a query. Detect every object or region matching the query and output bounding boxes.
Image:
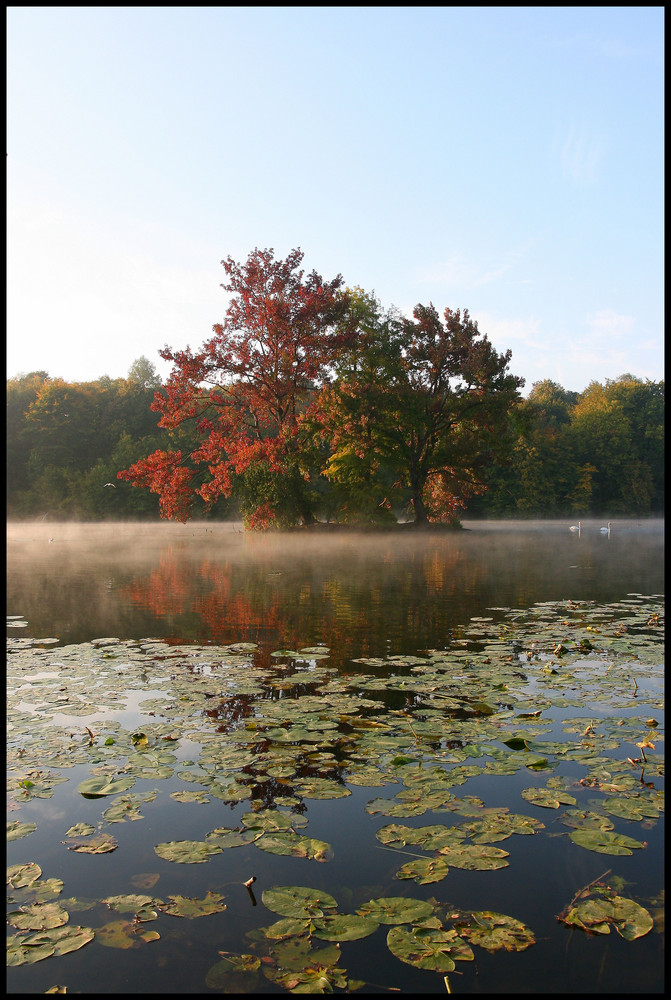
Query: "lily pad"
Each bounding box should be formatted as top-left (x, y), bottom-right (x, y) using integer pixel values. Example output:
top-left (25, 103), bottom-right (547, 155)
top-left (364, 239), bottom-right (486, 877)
top-left (7, 820), bottom-right (37, 841)
top-left (262, 886), bottom-right (338, 919)
top-left (7, 902), bottom-right (70, 930)
top-left (458, 911), bottom-right (536, 952)
top-left (357, 896), bottom-right (435, 925)
top-left (312, 913), bottom-right (380, 941)
top-left (67, 833), bottom-right (118, 854)
top-left (7, 925), bottom-right (94, 965)
top-left (568, 830), bottom-right (647, 855)
top-left (154, 839), bottom-right (222, 864)
top-left (560, 893), bottom-right (653, 940)
top-left (77, 775), bottom-right (136, 798)
top-left (255, 831), bottom-right (333, 862)
top-left (160, 891), bottom-right (227, 918)
top-left (387, 925), bottom-right (473, 971)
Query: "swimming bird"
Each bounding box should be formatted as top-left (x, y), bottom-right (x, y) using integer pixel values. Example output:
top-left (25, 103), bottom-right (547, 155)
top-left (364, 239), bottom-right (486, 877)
top-left (600, 522), bottom-right (612, 534)
top-left (569, 522), bottom-right (581, 533)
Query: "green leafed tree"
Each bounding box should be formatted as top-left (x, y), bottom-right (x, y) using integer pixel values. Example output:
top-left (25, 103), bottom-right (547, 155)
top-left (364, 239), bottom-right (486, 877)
top-left (311, 294), bottom-right (525, 525)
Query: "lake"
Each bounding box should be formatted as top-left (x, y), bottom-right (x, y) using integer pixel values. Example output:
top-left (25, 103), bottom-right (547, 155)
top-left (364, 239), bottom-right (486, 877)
top-left (6, 519), bottom-right (665, 993)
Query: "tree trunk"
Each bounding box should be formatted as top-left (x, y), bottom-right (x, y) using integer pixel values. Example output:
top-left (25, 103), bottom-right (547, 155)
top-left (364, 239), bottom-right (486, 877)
top-left (411, 490), bottom-right (430, 526)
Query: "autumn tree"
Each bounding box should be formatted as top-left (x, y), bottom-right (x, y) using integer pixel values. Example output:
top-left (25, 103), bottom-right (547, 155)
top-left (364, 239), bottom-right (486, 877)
top-left (313, 296), bottom-right (525, 525)
top-left (118, 248), bottom-right (355, 524)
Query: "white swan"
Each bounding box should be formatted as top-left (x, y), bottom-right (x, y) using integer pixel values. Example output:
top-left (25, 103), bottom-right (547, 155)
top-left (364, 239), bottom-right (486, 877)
top-left (600, 522), bottom-right (612, 534)
top-left (569, 521), bottom-right (581, 533)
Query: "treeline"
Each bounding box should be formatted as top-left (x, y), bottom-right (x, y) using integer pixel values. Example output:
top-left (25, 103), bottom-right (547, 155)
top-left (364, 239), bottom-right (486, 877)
top-left (7, 361), bottom-right (663, 522)
top-left (6, 358), bottom-right (235, 521)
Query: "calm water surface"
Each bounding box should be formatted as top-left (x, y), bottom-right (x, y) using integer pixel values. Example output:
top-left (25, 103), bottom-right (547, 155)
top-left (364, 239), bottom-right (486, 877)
top-left (6, 519), bottom-right (665, 654)
top-left (6, 520), bottom-right (665, 994)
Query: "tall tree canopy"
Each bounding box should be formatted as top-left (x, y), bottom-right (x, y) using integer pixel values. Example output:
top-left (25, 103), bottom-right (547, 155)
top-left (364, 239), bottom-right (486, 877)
top-left (312, 296), bottom-right (525, 524)
top-left (118, 247), bottom-right (355, 523)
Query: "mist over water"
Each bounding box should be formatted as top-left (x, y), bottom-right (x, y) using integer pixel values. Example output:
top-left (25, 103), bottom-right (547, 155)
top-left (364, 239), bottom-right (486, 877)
top-left (6, 519), bottom-right (664, 655)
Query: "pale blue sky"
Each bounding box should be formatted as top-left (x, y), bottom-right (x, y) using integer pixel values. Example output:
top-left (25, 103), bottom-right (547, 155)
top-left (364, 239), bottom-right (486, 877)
top-left (7, 7), bottom-right (663, 394)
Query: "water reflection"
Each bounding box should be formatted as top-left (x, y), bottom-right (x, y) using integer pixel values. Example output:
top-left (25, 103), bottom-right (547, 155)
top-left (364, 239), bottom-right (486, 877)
top-left (6, 520), bottom-right (664, 661)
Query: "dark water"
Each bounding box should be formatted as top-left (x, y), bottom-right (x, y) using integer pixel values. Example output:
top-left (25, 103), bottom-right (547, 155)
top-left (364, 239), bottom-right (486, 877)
top-left (6, 519), bottom-right (665, 994)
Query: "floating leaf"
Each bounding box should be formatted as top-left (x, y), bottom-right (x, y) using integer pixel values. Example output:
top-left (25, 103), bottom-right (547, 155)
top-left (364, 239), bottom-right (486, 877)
top-left (7, 902), bottom-right (69, 930)
top-left (459, 911), bottom-right (535, 952)
top-left (521, 786), bottom-right (577, 809)
top-left (569, 830), bottom-right (646, 855)
top-left (357, 896), bottom-right (434, 925)
top-left (77, 775), bottom-right (135, 798)
top-left (262, 886), bottom-right (338, 919)
top-left (312, 913), bottom-right (379, 941)
top-left (65, 823), bottom-right (96, 837)
top-left (561, 893), bottom-right (653, 940)
top-left (7, 820), bottom-right (37, 841)
top-left (377, 823), bottom-right (464, 851)
top-left (7, 862), bottom-right (42, 888)
top-left (7, 925), bottom-right (94, 965)
top-left (387, 925), bottom-right (473, 971)
top-left (102, 894), bottom-right (158, 913)
top-left (396, 856), bottom-right (452, 884)
top-left (254, 830), bottom-right (333, 862)
top-left (68, 833), bottom-right (118, 854)
top-left (154, 839), bottom-right (222, 864)
top-left (160, 891), bottom-right (227, 918)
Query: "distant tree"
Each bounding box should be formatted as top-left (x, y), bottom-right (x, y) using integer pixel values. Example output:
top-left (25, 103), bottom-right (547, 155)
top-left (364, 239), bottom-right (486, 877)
top-left (128, 356), bottom-right (163, 390)
top-left (119, 247), bottom-right (355, 524)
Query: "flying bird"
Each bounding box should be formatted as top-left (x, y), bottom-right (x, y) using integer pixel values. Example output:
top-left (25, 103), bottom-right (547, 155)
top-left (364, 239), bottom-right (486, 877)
top-left (103, 483), bottom-right (117, 488)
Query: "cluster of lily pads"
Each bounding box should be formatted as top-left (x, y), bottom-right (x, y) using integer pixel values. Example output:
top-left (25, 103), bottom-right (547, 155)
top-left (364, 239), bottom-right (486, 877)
top-left (6, 594), bottom-right (664, 991)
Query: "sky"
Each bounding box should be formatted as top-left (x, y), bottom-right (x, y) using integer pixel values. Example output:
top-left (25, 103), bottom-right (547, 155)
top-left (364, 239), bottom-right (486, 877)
top-left (7, 6), bottom-right (664, 395)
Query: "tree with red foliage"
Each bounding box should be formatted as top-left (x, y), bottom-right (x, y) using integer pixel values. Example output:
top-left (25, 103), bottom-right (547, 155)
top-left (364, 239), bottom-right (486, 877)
top-left (118, 248), bottom-right (354, 524)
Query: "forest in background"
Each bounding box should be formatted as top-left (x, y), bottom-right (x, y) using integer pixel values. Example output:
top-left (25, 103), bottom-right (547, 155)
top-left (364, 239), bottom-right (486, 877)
top-left (7, 360), bottom-right (664, 524)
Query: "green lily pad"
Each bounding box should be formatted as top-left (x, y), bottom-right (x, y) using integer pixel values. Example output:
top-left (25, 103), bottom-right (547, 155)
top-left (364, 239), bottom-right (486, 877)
top-left (68, 833), bottom-right (118, 854)
top-left (77, 775), bottom-right (136, 798)
top-left (262, 886), bottom-right (338, 919)
top-left (521, 786), bottom-right (577, 809)
top-left (154, 839), bottom-right (222, 863)
top-left (65, 822), bottom-right (96, 838)
top-left (7, 925), bottom-right (94, 965)
top-left (558, 809), bottom-right (614, 831)
top-left (387, 925), bottom-right (473, 971)
top-left (7, 820), bottom-right (37, 841)
top-left (569, 830), bottom-right (647, 855)
top-left (255, 831), bottom-right (333, 862)
top-left (357, 896), bottom-right (435, 925)
top-left (312, 913), bottom-right (380, 941)
top-left (459, 911), bottom-right (536, 952)
top-left (7, 902), bottom-right (70, 930)
top-left (395, 856), bottom-right (452, 884)
top-left (102, 894), bottom-right (159, 913)
top-left (376, 823), bottom-right (464, 851)
top-left (560, 893), bottom-right (653, 940)
top-left (7, 862), bottom-right (42, 888)
top-left (160, 891), bottom-right (227, 918)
